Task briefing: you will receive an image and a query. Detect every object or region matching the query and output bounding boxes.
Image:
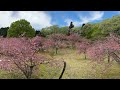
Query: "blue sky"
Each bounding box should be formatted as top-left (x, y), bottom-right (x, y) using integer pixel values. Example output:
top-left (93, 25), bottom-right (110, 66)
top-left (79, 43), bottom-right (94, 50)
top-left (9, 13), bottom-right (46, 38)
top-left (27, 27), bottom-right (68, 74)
top-left (0, 11), bottom-right (120, 30)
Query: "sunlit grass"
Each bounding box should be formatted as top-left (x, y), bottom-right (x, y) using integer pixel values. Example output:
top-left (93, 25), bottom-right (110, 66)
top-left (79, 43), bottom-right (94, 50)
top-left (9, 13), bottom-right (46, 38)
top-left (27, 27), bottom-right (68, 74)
top-left (38, 48), bottom-right (120, 79)
top-left (0, 48), bottom-right (120, 79)
top-left (0, 70), bottom-right (25, 79)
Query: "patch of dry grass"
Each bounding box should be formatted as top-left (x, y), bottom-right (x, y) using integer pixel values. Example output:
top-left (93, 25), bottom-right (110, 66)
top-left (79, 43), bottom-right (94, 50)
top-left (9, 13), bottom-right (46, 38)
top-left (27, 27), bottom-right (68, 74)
top-left (39, 48), bottom-right (120, 79)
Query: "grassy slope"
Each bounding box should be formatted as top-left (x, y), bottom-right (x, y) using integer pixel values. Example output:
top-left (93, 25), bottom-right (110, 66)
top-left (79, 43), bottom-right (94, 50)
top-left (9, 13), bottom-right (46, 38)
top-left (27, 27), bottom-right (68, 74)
top-left (0, 48), bottom-right (120, 79)
top-left (39, 48), bottom-right (120, 79)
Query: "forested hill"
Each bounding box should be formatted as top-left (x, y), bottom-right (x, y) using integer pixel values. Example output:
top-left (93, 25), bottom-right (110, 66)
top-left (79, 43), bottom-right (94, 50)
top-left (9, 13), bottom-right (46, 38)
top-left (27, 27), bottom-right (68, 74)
top-left (39, 15), bottom-right (120, 40)
top-left (0, 15), bottom-right (120, 40)
top-left (80, 15), bottom-right (120, 40)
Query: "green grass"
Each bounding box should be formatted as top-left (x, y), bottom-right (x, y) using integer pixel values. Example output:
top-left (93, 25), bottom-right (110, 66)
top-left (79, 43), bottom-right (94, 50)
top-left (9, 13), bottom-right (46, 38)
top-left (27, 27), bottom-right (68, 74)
top-left (38, 48), bottom-right (120, 79)
top-left (0, 48), bottom-right (120, 79)
top-left (0, 70), bottom-right (25, 79)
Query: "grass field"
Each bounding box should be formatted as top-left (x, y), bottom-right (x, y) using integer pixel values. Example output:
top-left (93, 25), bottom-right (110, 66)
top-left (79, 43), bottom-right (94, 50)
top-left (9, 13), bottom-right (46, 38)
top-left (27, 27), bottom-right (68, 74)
top-left (0, 48), bottom-right (120, 79)
top-left (39, 48), bottom-right (120, 79)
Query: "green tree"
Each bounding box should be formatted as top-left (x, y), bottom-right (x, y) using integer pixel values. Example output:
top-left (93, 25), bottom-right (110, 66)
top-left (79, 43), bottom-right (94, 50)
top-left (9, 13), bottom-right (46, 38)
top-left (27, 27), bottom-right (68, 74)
top-left (89, 24), bottom-right (105, 40)
top-left (7, 19), bottom-right (35, 37)
top-left (40, 27), bottom-right (52, 37)
top-left (0, 27), bottom-right (9, 37)
top-left (40, 25), bottom-right (60, 37)
top-left (59, 26), bottom-right (69, 35)
top-left (50, 25), bottom-right (60, 34)
top-left (72, 26), bottom-right (82, 34)
top-left (98, 15), bottom-right (120, 36)
top-left (81, 23), bottom-right (94, 38)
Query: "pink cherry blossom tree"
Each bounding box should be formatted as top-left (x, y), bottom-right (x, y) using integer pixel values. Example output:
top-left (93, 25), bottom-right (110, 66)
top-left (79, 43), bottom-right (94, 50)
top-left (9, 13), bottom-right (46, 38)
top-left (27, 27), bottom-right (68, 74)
top-left (103, 33), bottom-right (120, 63)
top-left (86, 33), bottom-right (120, 63)
top-left (0, 37), bottom-right (46, 79)
top-left (46, 34), bottom-right (67, 54)
top-left (75, 38), bottom-right (91, 59)
top-left (86, 40), bottom-right (106, 62)
top-left (66, 33), bottom-right (80, 48)
top-left (31, 36), bottom-right (45, 52)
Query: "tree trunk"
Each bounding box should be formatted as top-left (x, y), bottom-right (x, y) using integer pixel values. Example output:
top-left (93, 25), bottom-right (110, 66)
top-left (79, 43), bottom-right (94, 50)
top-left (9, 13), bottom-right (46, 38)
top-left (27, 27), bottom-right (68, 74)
top-left (84, 52), bottom-right (87, 60)
top-left (108, 51), bottom-right (111, 63)
top-left (59, 61), bottom-right (66, 79)
top-left (55, 47), bottom-right (58, 54)
top-left (68, 28), bottom-right (71, 36)
top-left (24, 72), bottom-right (31, 79)
top-left (25, 66), bottom-right (34, 79)
top-left (29, 66), bottom-right (34, 79)
top-left (108, 54), bottom-right (110, 63)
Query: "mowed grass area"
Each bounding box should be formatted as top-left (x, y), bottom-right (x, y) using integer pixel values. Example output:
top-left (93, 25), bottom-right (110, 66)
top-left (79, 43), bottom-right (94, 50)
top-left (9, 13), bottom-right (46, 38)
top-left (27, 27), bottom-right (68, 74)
top-left (0, 48), bottom-right (120, 79)
top-left (39, 48), bottom-right (120, 79)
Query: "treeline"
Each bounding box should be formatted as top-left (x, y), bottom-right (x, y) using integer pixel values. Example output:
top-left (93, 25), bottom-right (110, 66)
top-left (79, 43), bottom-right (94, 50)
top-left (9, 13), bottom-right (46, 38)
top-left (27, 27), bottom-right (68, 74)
top-left (40, 15), bottom-right (120, 40)
top-left (81, 15), bottom-right (120, 40)
top-left (0, 27), bottom-right (9, 37)
top-left (0, 15), bottom-right (120, 40)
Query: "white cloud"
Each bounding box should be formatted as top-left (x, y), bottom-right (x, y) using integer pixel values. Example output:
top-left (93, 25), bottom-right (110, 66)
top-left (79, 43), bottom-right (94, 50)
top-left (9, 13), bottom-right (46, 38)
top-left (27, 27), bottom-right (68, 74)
top-left (0, 11), bottom-right (52, 30)
top-left (79, 11), bottom-right (104, 24)
top-left (0, 11), bottom-right (17, 27)
top-left (117, 11), bottom-right (120, 14)
top-left (65, 11), bottom-right (104, 26)
top-left (89, 11), bottom-right (104, 20)
top-left (64, 19), bottom-right (72, 26)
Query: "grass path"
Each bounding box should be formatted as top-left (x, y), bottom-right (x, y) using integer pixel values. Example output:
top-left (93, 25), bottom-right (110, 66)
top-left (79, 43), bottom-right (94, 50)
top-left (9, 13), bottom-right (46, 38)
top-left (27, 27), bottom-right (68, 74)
top-left (1, 48), bottom-right (120, 79)
top-left (40, 48), bottom-right (120, 79)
